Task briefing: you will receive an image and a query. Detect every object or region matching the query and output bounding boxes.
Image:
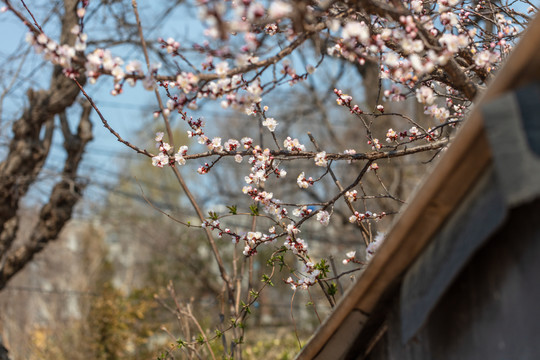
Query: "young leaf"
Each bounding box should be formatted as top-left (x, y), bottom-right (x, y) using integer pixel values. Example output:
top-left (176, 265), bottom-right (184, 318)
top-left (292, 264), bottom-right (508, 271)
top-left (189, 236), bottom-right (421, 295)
top-left (249, 204), bottom-right (259, 216)
top-left (328, 282), bottom-right (338, 296)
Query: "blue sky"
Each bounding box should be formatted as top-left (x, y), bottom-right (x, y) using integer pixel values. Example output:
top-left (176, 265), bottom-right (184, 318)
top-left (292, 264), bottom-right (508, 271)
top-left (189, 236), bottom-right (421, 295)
top-left (0, 2), bottom-right (212, 210)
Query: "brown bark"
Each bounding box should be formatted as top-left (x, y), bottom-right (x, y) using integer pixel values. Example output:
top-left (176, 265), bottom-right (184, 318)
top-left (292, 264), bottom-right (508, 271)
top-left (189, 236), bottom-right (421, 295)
top-left (0, 0), bottom-right (90, 291)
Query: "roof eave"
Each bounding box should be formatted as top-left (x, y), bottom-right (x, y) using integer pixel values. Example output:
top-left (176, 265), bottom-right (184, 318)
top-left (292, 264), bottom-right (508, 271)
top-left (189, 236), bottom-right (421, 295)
top-left (296, 14), bottom-right (540, 360)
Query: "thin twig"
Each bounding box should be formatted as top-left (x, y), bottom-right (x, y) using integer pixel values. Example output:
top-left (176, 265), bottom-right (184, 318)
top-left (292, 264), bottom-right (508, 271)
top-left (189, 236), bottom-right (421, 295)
top-left (131, 0), bottom-right (175, 147)
top-left (307, 288), bottom-right (322, 324)
top-left (290, 289), bottom-right (302, 349)
top-left (177, 139), bottom-right (449, 162)
top-left (328, 255), bottom-right (344, 295)
top-left (169, 165), bottom-right (234, 301)
top-left (0, 47), bottom-right (30, 127)
top-left (136, 181), bottom-right (199, 227)
top-left (73, 79), bottom-right (153, 157)
top-left (307, 132), bottom-right (370, 243)
top-left (169, 284), bottom-right (217, 360)
top-left (322, 266), bottom-right (365, 281)
top-left (20, 0), bottom-right (44, 33)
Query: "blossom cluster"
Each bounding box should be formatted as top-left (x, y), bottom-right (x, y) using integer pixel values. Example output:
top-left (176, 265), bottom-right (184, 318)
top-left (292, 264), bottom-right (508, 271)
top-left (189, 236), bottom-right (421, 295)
top-left (285, 261), bottom-right (321, 290)
top-left (8, 0), bottom-right (533, 295)
top-left (349, 211), bottom-right (387, 224)
top-left (342, 251), bottom-right (362, 265)
top-left (343, 232), bottom-right (386, 265)
top-left (244, 146), bottom-right (286, 185)
top-left (296, 172), bottom-right (314, 189)
top-left (201, 219), bottom-right (278, 256)
top-left (151, 132), bottom-right (189, 168)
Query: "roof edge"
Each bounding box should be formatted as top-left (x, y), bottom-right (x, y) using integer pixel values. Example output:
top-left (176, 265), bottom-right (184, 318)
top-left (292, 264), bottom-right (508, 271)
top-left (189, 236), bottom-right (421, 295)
top-left (296, 14), bottom-right (540, 360)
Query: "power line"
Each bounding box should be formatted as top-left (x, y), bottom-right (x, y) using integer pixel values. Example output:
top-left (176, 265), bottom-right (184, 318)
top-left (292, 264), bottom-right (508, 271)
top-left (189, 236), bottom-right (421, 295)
top-left (3, 285), bottom-right (99, 297)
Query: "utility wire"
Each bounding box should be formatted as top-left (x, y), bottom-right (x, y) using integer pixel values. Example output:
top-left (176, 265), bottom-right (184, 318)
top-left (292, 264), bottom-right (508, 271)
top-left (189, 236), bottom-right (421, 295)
top-left (3, 285), bottom-right (99, 297)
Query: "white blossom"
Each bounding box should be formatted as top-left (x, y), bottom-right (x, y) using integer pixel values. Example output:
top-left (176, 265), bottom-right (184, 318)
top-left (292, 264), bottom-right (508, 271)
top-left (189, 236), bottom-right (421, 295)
top-left (268, 1), bottom-right (293, 19)
top-left (342, 21), bottom-right (370, 44)
top-left (416, 86), bottom-right (435, 105)
top-left (314, 151), bottom-right (327, 167)
top-left (262, 117), bottom-right (278, 132)
top-left (316, 210), bottom-right (330, 226)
